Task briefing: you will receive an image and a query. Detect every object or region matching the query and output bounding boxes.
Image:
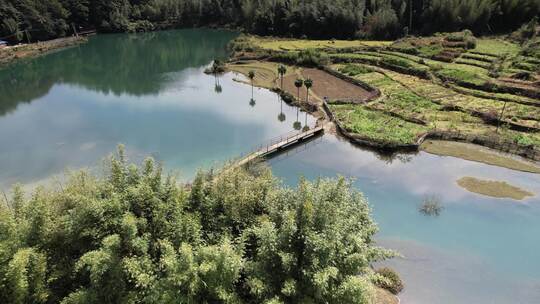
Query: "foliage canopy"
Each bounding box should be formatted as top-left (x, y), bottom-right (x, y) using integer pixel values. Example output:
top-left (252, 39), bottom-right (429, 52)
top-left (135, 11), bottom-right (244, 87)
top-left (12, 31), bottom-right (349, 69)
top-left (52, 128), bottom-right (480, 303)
top-left (1, 0), bottom-right (539, 41)
top-left (0, 146), bottom-right (391, 303)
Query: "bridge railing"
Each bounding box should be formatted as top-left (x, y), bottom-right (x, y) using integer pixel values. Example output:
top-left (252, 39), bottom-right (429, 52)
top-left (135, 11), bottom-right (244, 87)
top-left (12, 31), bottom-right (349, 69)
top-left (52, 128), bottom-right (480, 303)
top-left (225, 124), bottom-right (321, 169)
top-left (249, 125), bottom-right (321, 156)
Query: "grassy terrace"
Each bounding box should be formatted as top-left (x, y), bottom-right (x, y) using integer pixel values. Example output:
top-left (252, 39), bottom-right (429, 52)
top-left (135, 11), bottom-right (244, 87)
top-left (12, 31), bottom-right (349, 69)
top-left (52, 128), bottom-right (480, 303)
top-left (234, 33), bottom-right (540, 155)
top-left (473, 39), bottom-right (521, 57)
top-left (247, 36), bottom-right (392, 51)
top-left (369, 67), bottom-right (540, 129)
top-left (330, 104), bottom-right (427, 145)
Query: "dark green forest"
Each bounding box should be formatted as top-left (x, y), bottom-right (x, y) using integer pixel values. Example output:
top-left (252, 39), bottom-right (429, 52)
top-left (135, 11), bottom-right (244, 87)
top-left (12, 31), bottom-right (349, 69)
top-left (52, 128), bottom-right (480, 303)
top-left (1, 0), bottom-right (539, 41)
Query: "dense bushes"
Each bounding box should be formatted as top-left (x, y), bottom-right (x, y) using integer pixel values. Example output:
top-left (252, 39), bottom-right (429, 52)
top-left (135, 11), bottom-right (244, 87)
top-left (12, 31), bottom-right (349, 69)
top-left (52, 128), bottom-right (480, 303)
top-left (1, 0), bottom-right (539, 42)
top-left (0, 146), bottom-right (392, 303)
top-left (375, 267), bottom-right (404, 295)
top-left (272, 49), bottom-right (329, 67)
top-left (339, 64), bottom-right (373, 76)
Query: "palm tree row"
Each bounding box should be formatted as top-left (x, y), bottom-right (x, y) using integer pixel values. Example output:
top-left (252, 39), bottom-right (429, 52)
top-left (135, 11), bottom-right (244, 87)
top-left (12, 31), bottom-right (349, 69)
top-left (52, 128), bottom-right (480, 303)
top-left (250, 67), bottom-right (314, 131)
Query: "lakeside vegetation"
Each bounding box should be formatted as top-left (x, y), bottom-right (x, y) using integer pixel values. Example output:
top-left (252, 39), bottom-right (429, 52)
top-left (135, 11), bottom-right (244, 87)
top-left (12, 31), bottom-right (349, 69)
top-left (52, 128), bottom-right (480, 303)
top-left (0, 147), bottom-right (396, 304)
top-left (228, 20), bottom-right (540, 160)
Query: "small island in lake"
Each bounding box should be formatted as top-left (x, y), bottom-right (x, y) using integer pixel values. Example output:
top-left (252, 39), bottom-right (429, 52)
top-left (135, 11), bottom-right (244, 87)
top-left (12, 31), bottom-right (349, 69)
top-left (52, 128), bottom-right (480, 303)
top-left (457, 177), bottom-right (535, 200)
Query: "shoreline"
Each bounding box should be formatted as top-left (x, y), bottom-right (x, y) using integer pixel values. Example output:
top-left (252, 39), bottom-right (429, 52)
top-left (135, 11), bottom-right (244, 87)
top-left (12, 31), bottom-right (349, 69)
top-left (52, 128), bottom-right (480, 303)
top-left (226, 60), bottom-right (540, 167)
top-left (0, 36), bottom-right (88, 67)
top-left (227, 54), bottom-right (540, 163)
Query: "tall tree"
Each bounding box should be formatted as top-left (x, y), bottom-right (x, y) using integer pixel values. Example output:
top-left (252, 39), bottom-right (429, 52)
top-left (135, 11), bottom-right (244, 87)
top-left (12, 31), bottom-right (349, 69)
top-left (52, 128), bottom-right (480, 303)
top-left (294, 78), bottom-right (303, 101)
top-left (304, 78), bottom-right (313, 104)
top-left (278, 64), bottom-right (287, 89)
top-left (248, 70), bottom-right (256, 106)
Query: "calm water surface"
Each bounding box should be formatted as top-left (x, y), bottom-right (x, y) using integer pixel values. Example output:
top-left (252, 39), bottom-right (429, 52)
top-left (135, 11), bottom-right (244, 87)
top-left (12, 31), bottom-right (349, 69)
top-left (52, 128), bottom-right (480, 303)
top-left (1, 29), bottom-right (539, 303)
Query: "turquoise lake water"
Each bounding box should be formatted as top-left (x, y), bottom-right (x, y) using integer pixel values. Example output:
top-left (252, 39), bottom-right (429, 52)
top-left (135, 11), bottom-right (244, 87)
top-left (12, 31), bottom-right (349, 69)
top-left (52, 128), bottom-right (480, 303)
top-left (1, 29), bottom-right (539, 303)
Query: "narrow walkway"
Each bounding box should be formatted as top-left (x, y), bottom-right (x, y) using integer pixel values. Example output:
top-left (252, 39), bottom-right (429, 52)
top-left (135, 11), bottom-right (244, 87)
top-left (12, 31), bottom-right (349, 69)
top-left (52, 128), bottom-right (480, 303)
top-left (228, 126), bottom-right (324, 171)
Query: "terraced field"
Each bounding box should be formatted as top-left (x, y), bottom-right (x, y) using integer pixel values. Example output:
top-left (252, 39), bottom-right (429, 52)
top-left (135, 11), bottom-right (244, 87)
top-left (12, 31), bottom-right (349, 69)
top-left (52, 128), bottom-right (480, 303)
top-left (247, 36), bottom-right (392, 51)
top-left (230, 32), bottom-right (540, 157)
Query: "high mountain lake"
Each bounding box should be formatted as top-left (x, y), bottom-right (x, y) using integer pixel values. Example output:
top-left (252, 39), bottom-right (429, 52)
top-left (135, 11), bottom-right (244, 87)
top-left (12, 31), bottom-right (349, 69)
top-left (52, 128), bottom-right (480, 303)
top-left (1, 29), bottom-right (539, 304)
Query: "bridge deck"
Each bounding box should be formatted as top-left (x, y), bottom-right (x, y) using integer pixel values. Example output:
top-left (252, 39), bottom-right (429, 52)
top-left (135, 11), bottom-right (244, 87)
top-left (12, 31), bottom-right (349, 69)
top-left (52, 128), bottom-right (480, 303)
top-left (232, 126), bottom-right (324, 169)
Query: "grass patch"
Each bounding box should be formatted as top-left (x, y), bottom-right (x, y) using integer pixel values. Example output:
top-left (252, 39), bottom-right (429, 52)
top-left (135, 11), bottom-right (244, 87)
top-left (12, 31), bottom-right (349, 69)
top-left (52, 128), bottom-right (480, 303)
top-left (250, 37), bottom-right (391, 51)
top-left (372, 69), bottom-right (539, 129)
top-left (272, 49), bottom-right (329, 66)
top-left (461, 53), bottom-right (496, 63)
top-left (418, 44), bottom-right (445, 58)
top-left (330, 104), bottom-right (427, 145)
top-left (455, 58), bottom-right (491, 69)
top-left (474, 39), bottom-right (521, 57)
top-left (338, 63), bottom-right (372, 76)
top-left (353, 71), bottom-right (439, 122)
top-left (436, 67), bottom-right (487, 86)
top-left (450, 85), bottom-right (540, 106)
top-left (457, 177), bottom-right (534, 200)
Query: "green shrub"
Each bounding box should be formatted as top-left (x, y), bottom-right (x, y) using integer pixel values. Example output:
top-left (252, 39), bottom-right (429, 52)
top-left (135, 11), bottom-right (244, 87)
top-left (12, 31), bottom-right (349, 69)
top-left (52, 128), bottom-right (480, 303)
top-left (381, 57), bottom-right (412, 68)
top-left (274, 49), bottom-right (329, 66)
top-left (273, 51), bottom-right (300, 63)
top-left (375, 267), bottom-right (404, 295)
top-left (339, 64), bottom-right (372, 76)
top-left (418, 44), bottom-right (444, 58)
top-left (419, 195), bottom-right (444, 216)
top-left (447, 32), bottom-right (465, 42)
top-left (515, 134), bottom-right (534, 146)
top-left (465, 36), bottom-right (477, 49)
top-left (296, 48), bottom-right (329, 66)
top-left (436, 68), bottom-right (485, 86)
top-left (521, 38), bottom-right (540, 59)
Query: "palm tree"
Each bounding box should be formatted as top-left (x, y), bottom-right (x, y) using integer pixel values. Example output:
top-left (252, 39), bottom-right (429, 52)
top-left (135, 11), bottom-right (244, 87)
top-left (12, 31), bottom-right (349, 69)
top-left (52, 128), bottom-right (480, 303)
top-left (303, 111), bottom-right (309, 131)
top-left (212, 59), bottom-right (222, 91)
top-left (293, 106), bottom-right (301, 131)
top-left (294, 78), bottom-right (303, 101)
top-left (278, 65), bottom-right (287, 89)
top-left (248, 70), bottom-right (255, 105)
top-left (214, 84), bottom-right (222, 93)
top-left (278, 112), bottom-right (286, 122)
top-left (293, 120), bottom-right (302, 131)
top-left (278, 95), bottom-right (286, 122)
top-left (304, 78), bottom-right (313, 103)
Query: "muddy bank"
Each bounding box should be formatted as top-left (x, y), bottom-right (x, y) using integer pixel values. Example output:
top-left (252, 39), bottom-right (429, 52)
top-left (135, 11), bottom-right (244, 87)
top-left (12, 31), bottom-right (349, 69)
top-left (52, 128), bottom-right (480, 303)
top-left (0, 36), bottom-right (87, 66)
top-left (422, 140), bottom-right (540, 173)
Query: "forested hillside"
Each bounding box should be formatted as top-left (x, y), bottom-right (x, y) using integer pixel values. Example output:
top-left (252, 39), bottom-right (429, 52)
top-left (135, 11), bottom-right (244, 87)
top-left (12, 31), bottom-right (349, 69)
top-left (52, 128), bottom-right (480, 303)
top-left (1, 0), bottom-right (539, 42)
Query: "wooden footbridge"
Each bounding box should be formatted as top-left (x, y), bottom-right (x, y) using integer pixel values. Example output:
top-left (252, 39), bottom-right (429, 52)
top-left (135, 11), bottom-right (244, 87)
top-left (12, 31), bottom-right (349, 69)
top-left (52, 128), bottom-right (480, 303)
top-left (225, 125), bottom-right (324, 171)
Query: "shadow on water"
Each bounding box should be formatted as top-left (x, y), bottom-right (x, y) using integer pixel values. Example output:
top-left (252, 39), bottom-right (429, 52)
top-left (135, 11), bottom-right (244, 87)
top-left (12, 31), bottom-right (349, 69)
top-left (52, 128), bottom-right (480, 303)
top-left (0, 29), bottom-right (238, 117)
